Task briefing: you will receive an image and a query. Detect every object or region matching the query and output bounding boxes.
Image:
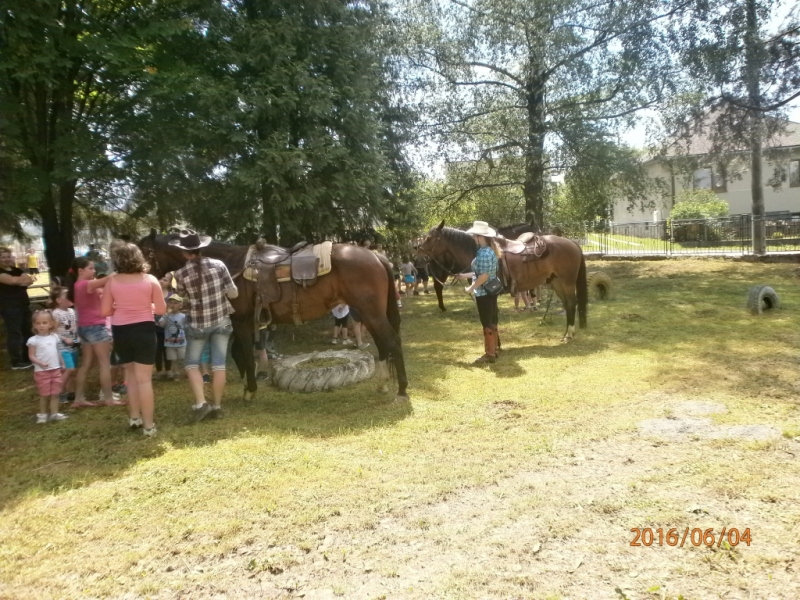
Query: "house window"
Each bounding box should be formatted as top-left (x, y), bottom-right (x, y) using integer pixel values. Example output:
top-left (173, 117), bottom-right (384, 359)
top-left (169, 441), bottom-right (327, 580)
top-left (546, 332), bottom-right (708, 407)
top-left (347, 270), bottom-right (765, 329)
top-left (693, 168), bottom-right (712, 190)
top-left (693, 167), bottom-right (727, 193)
top-left (790, 159), bottom-right (800, 188)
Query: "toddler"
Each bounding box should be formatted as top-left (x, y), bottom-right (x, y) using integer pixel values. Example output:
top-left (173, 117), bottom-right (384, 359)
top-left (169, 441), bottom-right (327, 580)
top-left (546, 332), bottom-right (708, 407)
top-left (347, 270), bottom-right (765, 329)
top-left (331, 304), bottom-right (352, 345)
top-left (27, 310), bottom-right (68, 423)
top-left (159, 295), bottom-right (187, 379)
top-left (50, 287), bottom-right (79, 403)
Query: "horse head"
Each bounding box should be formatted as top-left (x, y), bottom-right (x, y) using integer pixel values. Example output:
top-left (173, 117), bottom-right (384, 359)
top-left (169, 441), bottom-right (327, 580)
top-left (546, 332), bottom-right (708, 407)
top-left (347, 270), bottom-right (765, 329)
top-left (416, 220), bottom-right (446, 258)
top-left (137, 229), bottom-right (185, 278)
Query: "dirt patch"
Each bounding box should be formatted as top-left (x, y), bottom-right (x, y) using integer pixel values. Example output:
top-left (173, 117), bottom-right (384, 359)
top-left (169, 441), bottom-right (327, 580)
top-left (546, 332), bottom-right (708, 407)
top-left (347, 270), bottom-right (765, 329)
top-left (638, 397), bottom-right (781, 441)
top-left (166, 430), bottom-right (800, 599)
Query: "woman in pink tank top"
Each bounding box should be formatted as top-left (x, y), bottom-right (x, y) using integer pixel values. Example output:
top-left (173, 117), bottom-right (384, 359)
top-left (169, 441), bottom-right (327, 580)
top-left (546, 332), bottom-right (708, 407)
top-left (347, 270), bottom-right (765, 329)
top-left (68, 256), bottom-right (116, 407)
top-left (101, 244), bottom-right (166, 437)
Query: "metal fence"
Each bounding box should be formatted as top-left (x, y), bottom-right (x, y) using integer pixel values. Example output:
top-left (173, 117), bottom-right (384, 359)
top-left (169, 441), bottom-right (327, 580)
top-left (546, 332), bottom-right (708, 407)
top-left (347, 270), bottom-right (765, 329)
top-left (556, 214), bottom-right (800, 256)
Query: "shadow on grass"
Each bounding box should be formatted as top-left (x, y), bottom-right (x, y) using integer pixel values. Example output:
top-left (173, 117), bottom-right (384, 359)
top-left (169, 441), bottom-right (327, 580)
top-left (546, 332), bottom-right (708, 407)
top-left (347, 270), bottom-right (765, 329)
top-left (2, 260), bottom-right (799, 510)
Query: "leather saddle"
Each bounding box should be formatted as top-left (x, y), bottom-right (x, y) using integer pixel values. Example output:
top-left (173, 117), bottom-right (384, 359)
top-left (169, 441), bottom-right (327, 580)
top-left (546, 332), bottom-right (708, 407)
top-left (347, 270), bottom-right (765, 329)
top-left (498, 233), bottom-right (548, 260)
top-left (246, 240), bottom-right (326, 328)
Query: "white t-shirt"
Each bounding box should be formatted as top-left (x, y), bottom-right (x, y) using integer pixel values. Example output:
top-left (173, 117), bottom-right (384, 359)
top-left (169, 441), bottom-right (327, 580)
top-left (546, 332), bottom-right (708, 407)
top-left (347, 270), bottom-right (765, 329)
top-left (27, 334), bottom-right (61, 372)
top-left (52, 308), bottom-right (77, 350)
top-left (331, 304), bottom-right (350, 319)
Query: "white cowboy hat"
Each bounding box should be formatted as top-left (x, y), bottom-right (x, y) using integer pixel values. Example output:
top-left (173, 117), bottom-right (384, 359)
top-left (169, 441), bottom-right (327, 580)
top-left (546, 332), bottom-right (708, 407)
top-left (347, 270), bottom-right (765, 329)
top-left (168, 228), bottom-right (212, 251)
top-left (465, 220), bottom-right (497, 238)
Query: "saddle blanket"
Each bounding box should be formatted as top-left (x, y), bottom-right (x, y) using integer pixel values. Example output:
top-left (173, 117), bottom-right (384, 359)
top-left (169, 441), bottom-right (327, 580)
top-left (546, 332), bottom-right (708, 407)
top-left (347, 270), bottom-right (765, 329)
top-left (243, 241), bottom-right (333, 283)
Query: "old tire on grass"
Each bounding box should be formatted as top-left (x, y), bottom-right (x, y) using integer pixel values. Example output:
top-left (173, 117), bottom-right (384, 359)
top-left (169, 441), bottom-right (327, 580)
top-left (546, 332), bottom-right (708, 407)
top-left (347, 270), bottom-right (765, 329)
top-left (747, 285), bottom-right (780, 315)
top-left (587, 271), bottom-right (613, 301)
top-left (271, 349), bottom-right (374, 393)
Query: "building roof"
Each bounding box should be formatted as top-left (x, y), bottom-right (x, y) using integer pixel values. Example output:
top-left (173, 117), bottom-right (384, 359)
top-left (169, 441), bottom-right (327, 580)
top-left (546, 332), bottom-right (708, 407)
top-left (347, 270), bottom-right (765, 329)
top-left (661, 114), bottom-right (800, 158)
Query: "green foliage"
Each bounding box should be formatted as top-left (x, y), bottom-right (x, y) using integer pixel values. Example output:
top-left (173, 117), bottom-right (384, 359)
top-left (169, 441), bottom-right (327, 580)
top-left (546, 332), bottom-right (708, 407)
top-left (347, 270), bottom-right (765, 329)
top-left (670, 189), bottom-right (729, 219)
top-left (400, 0), bottom-right (674, 227)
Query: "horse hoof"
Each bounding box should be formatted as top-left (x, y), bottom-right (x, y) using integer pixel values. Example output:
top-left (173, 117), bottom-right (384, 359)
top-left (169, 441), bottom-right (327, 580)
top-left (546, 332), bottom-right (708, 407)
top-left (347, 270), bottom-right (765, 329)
top-left (378, 384), bottom-right (390, 394)
top-left (561, 336), bottom-right (572, 344)
top-left (393, 394), bottom-right (410, 404)
top-left (243, 390), bottom-right (255, 401)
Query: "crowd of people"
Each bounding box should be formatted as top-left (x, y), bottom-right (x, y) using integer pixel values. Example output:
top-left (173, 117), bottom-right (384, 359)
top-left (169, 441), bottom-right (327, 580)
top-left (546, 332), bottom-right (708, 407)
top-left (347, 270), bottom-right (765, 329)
top-left (1, 230), bottom-right (242, 434)
top-left (2, 222), bottom-right (544, 430)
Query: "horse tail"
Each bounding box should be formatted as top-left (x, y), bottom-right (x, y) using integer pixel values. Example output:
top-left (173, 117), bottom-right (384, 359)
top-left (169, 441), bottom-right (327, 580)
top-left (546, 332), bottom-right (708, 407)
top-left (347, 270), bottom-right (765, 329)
top-left (380, 255), bottom-right (401, 335)
top-left (577, 251), bottom-right (588, 329)
top-left (379, 254), bottom-right (400, 383)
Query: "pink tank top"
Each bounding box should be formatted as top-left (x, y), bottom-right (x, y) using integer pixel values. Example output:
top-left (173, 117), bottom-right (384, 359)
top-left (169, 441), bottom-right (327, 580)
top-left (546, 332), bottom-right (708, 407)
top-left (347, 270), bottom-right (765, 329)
top-left (108, 276), bottom-right (157, 326)
top-left (74, 280), bottom-right (105, 326)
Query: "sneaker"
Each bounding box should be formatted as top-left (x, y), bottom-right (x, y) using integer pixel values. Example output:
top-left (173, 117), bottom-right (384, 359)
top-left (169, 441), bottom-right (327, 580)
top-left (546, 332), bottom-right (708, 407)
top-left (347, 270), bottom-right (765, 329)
top-left (12, 361), bottom-right (34, 370)
top-left (49, 413), bottom-right (69, 422)
top-left (129, 417), bottom-right (144, 429)
top-left (202, 374), bottom-right (211, 384)
top-left (357, 342), bottom-right (370, 349)
top-left (59, 393), bottom-right (70, 404)
top-left (143, 426), bottom-right (157, 437)
top-left (36, 413), bottom-right (48, 424)
top-left (98, 391), bottom-right (121, 402)
top-left (112, 384), bottom-right (127, 395)
top-left (256, 371), bottom-right (270, 381)
top-left (397, 301), bottom-right (403, 308)
top-left (192, 402), bottom-right (213, 423)
top-left (341, 339), bottom-right (353, 346)
top-left (209, 407), bottom-right (224, 419)
top-left (424, 290), bottom-right (430, 294)
top-left (331, 338), bottom-right (340, 345)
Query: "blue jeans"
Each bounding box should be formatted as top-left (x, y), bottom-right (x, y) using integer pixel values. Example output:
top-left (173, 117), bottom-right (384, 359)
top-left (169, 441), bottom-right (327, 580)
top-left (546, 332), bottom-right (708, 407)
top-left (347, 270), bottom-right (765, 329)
top-left (185, 318), bottom-right (232, 371)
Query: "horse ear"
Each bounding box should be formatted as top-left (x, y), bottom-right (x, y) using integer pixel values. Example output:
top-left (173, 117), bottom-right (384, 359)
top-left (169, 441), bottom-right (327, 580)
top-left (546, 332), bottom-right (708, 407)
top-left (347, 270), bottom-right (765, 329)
top-left (149, 228), bottom-right (157, 239)
top-left (436, 220), bottom-right (445, 231)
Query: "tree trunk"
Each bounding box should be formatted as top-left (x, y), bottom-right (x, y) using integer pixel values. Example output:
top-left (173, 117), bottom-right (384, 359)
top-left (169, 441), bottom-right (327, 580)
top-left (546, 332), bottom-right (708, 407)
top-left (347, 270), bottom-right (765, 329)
top-left (524, 74), bottom-right (546, 230)
top-left (39, 181), bottom-right (76, 277)
top-left (745, 0), bottom-right (766, 255)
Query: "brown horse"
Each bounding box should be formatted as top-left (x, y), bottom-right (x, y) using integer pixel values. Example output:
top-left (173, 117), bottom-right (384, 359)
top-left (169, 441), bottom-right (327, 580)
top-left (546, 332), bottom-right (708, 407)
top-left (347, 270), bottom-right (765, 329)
top-left (422, 222), bottom-right (536, 312)
top-left (417, 221), bottom-right (587, 342)
top-left (138, 231), bottom-right (409, 401)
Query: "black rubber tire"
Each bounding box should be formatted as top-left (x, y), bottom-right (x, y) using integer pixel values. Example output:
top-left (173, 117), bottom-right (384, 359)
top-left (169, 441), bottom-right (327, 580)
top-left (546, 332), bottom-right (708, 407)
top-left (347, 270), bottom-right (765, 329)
top-left (747, 285), bottom-right (780, 315)
top-left (587, 271), bottom-right (613, 301)
top-left (271, 349), bottom-right (374, 393)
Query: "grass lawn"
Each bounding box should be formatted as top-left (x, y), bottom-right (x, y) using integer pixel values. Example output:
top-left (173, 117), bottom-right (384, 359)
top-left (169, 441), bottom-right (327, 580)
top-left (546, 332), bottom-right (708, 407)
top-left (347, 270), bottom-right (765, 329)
top-left (1, 259), bottom-right (799, 599)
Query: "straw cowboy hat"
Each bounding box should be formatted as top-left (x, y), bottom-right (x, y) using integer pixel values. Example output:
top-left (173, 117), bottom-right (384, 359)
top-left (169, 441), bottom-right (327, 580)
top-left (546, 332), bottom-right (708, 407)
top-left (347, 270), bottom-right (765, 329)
top-left (465, 220), bottom-right (497, 238)
top-left (168, 229), bottom-right (212, 251)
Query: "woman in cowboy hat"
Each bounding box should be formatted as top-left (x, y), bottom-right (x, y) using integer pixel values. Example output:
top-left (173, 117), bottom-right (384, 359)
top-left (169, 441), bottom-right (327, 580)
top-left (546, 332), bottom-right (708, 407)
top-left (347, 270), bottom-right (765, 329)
top-left (170, 229), bottom-right (238, 421)
top-left (456, 220), bottom-right (502, 363)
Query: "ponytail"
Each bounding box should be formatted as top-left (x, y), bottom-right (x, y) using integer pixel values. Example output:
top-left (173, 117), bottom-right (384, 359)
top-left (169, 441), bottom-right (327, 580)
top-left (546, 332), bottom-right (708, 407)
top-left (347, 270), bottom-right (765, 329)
top-left (66, 256), bottom-right (91, 302)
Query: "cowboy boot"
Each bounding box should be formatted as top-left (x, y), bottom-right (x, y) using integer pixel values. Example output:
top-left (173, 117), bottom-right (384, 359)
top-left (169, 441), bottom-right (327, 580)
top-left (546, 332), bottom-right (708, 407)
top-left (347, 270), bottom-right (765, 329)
top-left (492, 325), bottom-right (501, 356)
top-left (474, 327), bottom-right (496, 364)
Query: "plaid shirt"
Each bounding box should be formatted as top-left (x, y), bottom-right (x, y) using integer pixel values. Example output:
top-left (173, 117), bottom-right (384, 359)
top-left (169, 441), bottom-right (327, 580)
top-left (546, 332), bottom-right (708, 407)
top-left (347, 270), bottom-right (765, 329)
top-left (174, 258), bottom-right (236, 329)
top-left (471, 245), bottom-right (498, 297)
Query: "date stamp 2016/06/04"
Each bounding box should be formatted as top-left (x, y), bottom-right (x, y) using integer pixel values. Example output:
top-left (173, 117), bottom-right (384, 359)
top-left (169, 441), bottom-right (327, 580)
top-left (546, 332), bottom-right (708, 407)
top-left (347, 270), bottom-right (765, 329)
top-left (630, 527), bottom-right (752, 548)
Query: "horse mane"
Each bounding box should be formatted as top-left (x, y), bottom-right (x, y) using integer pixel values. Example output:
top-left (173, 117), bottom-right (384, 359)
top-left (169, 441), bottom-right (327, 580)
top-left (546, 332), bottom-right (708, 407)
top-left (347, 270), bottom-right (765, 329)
top-left (439, 226), bottom-right (477, 256)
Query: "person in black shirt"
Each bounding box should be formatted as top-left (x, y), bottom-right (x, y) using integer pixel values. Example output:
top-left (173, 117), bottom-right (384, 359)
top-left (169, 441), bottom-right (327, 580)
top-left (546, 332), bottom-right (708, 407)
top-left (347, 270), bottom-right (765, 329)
top-left (0, 246), bottom-right (34, 369)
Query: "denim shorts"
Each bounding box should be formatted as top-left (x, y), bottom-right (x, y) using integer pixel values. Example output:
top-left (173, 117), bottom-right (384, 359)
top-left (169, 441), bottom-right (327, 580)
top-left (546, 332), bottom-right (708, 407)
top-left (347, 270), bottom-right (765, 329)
top-left (185, 318), bottom-right (232, 370)
top-left (78, 324), bottom-right (111, 345)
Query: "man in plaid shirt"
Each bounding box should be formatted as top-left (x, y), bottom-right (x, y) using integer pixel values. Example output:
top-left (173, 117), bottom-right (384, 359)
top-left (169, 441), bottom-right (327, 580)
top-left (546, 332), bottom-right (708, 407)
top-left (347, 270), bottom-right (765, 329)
top-left (170, 230), bottom-right (238, 421)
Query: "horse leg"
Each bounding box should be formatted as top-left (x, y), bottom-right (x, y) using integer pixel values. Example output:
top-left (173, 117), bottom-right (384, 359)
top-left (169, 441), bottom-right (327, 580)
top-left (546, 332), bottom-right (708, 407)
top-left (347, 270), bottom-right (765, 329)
top-left (362, 316), bottom-right (408, 401)
top-left (551, 280), bottom-right (577, 342)
top-left (433, 278), bottom-right (446, 312)
top-left (232, 319), bottom-right (257, 400)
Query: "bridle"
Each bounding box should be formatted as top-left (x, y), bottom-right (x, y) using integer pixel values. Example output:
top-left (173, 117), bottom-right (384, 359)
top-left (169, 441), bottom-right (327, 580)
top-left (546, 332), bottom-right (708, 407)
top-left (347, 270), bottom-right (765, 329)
top-left (418, 232), bottom-right (462, 287)
top-left (145, 243), bottom-right (163, 278)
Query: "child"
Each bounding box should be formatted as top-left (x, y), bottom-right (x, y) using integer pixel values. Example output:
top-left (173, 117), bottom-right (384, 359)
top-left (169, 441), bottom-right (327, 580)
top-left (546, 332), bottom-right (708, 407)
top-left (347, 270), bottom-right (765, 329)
top-left (154, 272), bottom-right (174, 379)
top-left (331, 304), bottom-right (352, 345)
top-left (50, 287), bottom-right (79, 403)
top-left (68, 256), bottom-right (117, 407)
top-left (348, 307), bottom-right (370, 349)
top-left (400, 257), bottom-right (417, 298)
top-left (27, 310), bottom-right (67, 423)
top-left (159, 295), bottom-right (186, 380)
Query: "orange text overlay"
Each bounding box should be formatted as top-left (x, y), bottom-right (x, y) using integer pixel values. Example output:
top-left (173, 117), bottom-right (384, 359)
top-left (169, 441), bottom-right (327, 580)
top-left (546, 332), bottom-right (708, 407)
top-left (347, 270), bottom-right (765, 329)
top-left (630, 527), bottom-right (752, 548)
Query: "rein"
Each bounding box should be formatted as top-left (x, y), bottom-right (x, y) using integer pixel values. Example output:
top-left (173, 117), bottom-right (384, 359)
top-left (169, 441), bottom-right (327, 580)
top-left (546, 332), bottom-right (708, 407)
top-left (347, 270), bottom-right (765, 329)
top-left (421, 233), bottom-right (462, 286)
